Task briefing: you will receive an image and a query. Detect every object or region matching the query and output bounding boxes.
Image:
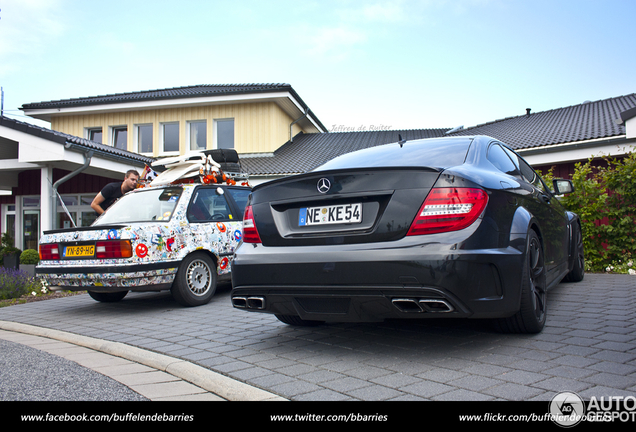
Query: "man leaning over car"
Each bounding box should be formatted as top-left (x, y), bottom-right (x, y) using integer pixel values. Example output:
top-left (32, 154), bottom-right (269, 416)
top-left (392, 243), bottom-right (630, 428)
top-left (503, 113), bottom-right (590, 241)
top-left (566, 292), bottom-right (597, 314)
top-left (91, 169), bottom-right (139, 215)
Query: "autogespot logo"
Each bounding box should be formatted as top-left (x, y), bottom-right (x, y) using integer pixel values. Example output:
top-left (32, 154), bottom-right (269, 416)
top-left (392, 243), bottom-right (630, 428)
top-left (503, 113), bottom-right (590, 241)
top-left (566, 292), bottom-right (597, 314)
top-left (550, 392), bottom-right (585, 427)
top-left (317, 178), bottom-right (331, 194)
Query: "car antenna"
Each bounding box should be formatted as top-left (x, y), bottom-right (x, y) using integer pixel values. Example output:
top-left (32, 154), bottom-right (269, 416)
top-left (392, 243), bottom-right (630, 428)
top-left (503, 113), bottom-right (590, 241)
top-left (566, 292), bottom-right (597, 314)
top-left (398, 134), bottom-right (406, 147)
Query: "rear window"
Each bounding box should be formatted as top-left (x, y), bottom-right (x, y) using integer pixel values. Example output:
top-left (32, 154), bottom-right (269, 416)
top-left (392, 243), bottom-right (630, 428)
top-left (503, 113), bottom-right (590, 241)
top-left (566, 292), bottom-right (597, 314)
top-left (315, 137), bottom-right (472, 171)
top-left (94, 187), bottom-right (183, 225)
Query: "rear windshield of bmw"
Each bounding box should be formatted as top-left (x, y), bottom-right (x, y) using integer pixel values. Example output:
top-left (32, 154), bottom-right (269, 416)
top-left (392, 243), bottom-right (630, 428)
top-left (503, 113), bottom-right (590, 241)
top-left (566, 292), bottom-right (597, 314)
top-left (94, 187), bottom-right (183, 225)
top-left (315, 137), bottom-right (472, 171)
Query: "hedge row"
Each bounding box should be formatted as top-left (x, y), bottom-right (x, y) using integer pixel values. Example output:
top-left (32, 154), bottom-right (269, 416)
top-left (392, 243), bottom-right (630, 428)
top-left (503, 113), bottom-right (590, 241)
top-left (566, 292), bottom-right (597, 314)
top-left (542, 149), bottom-right (636, 273)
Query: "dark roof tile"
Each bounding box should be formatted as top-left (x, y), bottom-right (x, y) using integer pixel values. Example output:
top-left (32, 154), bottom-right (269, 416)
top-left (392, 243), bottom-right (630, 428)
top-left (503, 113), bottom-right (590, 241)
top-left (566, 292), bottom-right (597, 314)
top-left (0, 116), bottom-right (154, 166)
top-left (241, 129), bottom-right (450, 175)
top-left (20, 83), bottom-right (294, 109)
top-left (447, 93), bottom-right (636, 150)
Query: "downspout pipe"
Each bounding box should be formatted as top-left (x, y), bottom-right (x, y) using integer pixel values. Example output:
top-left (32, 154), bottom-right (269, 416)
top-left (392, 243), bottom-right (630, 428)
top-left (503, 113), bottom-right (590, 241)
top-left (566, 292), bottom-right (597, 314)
top-left (51, 146), bottom-right (93, 228)
top-left (290, 109), bottom-right (309, 142)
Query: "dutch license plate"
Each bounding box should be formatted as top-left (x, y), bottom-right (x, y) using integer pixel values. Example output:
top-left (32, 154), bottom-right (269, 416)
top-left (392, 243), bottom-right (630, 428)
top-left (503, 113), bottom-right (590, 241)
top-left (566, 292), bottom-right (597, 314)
top-left (299, 203), bottom-right (362, 226)
top-left (64, 245), bottom-right (95, 258)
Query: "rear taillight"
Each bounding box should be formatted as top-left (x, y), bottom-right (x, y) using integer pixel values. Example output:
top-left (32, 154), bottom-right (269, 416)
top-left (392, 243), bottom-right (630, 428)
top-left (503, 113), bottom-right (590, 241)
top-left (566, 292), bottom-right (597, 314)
top-left (407, 188), bottom-right (488, 236)
top-left (39, 244), bottom-right (60, 260)
top-left (242, 205), bottom-right (262, 243)
top-left (96, 240), bottom-right (133, 258)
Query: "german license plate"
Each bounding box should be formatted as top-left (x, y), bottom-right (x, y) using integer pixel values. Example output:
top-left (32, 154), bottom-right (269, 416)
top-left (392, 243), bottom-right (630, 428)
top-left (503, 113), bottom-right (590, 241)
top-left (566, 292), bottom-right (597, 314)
top-left (64, 245), bottom-right (95, 258)
top-left (299, 203), bottom-right (362, 226)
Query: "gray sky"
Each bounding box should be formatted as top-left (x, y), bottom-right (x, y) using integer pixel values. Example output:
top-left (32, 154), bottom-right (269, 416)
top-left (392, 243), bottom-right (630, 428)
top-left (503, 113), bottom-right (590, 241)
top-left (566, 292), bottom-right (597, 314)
top-left (1, 0), bottom-right (634, 132)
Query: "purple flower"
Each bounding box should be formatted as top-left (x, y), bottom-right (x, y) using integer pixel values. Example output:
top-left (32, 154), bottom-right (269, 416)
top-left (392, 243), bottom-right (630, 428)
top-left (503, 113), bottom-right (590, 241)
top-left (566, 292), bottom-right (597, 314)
top-left (0, 267), bottom-right (35, 299)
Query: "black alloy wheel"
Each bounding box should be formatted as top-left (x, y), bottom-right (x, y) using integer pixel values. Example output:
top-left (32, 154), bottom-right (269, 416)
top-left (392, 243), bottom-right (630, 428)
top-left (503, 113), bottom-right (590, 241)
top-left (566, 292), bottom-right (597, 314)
top-left (495, 230), bottom-right (547, 334)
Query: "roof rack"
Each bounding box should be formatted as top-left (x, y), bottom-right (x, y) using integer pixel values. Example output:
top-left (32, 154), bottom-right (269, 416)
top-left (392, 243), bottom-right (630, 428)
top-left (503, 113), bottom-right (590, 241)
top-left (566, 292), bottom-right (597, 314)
top-left (138, 150), bottom-right (250, 188)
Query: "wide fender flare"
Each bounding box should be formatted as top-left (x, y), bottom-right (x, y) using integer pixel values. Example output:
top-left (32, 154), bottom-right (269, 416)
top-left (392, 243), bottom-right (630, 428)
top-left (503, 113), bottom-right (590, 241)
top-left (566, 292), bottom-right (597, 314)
top-left (565, 211), bottom-right (580, 227)
top-left (565, 211), bottom-right (582, 268)
top-left (509, 206), bottom-right (543, 254)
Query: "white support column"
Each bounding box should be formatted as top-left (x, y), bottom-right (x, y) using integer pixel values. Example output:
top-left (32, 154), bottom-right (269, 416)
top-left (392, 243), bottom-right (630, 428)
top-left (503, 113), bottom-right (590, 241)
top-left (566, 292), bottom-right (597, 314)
top-left (626, 117), bottom-right (636, 139)
top-left (40, 165), bottom-right (54, 236)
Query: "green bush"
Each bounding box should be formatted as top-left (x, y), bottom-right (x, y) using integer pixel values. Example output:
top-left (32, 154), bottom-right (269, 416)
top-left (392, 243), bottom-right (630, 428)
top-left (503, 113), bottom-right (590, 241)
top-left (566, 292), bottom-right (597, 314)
top-left (20, 249), bottom-right (40, 265)
top-left (1, 232), bottom-right (14, 248)
top-left (541, 149), bottom-right (636, 273)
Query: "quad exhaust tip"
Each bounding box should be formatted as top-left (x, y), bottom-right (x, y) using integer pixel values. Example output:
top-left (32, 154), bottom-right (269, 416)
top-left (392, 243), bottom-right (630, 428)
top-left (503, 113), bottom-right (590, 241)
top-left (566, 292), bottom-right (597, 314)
top-left (232, 296), bottom-right (266, 310)
top-left (233, 296), bottom-right (453, 313)
top-left (391, 298), bottom-right (454, 313)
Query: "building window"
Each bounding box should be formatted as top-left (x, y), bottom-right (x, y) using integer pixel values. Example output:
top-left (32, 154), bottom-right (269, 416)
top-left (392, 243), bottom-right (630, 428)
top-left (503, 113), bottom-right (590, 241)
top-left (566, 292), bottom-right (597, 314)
top-left (86, 127), bottom-right (103, 143)
top-left (1, 204), bottom-right (16, 246)
top-left (161, 122), bottom-right (179, 153)
top-left (112, 126), bottom-right (128, 150)
top-left (56, 194), bottom-right (98, 228)
top-left (215, 119), bottom-right (234, 149)
top-left (188, 120), bottom-right (207, 151)
top-left (136, 124), bottom-right (153, 154)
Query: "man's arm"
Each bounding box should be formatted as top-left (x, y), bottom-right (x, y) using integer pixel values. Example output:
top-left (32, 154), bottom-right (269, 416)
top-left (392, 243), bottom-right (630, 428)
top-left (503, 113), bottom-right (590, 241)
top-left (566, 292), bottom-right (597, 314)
top-left (91, 192), bottom-right (106, 215)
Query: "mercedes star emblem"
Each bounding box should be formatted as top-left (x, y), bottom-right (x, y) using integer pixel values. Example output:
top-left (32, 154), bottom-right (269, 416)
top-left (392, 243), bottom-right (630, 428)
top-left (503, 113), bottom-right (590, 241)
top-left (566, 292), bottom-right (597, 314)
top-left (317, 178), bottom-right (331, 194)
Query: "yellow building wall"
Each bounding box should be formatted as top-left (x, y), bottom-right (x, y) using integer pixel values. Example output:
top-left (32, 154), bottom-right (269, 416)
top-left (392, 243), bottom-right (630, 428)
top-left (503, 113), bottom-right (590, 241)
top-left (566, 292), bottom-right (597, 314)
top-left (50, 101), bottom-right (305, 156)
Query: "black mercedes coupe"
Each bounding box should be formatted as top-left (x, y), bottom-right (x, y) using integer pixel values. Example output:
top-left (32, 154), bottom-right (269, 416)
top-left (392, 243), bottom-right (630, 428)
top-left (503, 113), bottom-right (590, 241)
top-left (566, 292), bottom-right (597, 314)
top-left (230, 135), bottom-right (585, 333)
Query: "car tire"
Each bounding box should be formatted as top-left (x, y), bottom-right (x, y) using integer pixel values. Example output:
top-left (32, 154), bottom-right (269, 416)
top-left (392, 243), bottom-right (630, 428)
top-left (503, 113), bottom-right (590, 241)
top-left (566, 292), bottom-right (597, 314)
top-left (171, 253), bottom-right (217, 307)
top-left (275, 314), bottom-right (324, 327)
top-left (495, 230), bottom-right (547, 334)
top-left (88, 291), bottom-right (128, 303)
top-left (563, 222), bottom-right (585, 282)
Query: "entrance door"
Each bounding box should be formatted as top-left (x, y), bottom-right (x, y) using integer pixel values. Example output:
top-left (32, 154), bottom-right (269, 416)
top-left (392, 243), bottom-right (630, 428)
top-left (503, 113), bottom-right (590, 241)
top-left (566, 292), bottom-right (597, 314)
top-left (23, 210), bottom-right (39, 251)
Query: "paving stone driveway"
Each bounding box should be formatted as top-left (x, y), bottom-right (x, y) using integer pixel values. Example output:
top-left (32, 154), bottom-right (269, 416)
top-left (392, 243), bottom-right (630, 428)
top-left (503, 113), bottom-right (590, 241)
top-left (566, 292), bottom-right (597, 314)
top-left (0, 274), bottom-right (634, 401)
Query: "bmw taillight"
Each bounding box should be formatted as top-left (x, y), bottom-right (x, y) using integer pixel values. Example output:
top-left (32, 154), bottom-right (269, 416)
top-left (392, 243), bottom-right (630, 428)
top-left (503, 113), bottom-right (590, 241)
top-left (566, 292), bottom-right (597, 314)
top-left (407, 188), bottom-right (489, 236)
top-left (39, 244), bottom-right (60, 260)
top-left (242, 205), bottom-right (262, 243)
top-left (95, 240), bottom-right (133, 258)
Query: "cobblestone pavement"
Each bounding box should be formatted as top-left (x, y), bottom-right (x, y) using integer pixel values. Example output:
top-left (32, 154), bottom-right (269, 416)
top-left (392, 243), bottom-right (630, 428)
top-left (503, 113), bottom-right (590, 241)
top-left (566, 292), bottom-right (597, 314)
top-left (0, 274), bottom-right (634, 401)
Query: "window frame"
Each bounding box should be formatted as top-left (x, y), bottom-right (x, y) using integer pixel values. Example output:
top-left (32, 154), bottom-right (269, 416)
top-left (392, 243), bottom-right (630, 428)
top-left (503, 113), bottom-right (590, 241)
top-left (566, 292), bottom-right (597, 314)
top-left (214, 118), bottom-right (234, 150)
top-left (86, 127), bottom-right (103, 143)
top-left (187, 120), bottom-right (207, 151)
top-left (1, 204), bottom-right (16, 246)
top-left (111, 125), bottom-right (128, 150)
top-left (135, 123), bottom-right (154, 155)
top-left (160, 122), bottom-right (180, 154)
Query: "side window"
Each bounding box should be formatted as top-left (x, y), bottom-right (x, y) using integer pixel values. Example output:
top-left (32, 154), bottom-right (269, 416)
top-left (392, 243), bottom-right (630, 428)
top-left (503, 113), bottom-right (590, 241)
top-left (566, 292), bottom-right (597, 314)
top-left (226, 188), bottom-right (251, 218)
top-left (517, 158), bottom-right (549, 193)
top-left (188, 188), bottom-right (232, 222)
top-left (502, 146), bottom-right (521, 170)
top-left (501, 145), bottom-right (553, 193)
top-left (487, 144), bottom-right (518, 175)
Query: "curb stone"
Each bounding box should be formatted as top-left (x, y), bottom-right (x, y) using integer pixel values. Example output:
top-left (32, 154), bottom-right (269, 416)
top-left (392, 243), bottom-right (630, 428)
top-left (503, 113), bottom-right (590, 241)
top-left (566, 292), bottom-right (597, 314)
top-left (0, 320), bottom-right (286, 402)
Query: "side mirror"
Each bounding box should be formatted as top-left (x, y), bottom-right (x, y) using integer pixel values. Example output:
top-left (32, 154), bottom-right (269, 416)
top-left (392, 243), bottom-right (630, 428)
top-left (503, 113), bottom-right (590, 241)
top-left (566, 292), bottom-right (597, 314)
top-left (553, 179), bottom-right (574, 195)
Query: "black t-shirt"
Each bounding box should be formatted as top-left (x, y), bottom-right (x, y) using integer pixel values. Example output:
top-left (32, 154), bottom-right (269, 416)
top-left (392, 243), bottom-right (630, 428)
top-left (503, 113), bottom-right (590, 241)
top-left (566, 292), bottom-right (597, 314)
top-left (100, 182), bottom-right (124, 212)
